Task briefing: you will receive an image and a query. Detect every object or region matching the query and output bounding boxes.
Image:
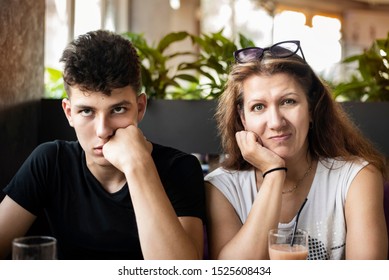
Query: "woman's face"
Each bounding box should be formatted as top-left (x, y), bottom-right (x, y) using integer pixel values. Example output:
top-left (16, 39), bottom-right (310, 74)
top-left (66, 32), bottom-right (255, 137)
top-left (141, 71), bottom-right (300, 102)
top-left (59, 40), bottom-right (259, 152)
top-left (239, 73), bottom-right (311, 161)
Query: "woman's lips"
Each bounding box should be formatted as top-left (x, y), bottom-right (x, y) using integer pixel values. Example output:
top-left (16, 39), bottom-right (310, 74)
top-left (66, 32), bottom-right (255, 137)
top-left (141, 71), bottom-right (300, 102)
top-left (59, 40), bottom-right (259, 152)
top-left (269, 134), bottom-right (291, 142)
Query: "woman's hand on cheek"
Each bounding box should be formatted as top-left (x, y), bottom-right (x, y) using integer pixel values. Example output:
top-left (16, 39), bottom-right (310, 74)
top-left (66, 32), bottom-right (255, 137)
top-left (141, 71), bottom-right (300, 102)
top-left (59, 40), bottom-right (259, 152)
top-left (235, 130), bottom-right (285, 172)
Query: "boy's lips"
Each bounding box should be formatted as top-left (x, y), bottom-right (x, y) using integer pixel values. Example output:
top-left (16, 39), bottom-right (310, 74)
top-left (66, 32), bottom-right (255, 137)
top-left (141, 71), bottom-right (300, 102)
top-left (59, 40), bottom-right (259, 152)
top-left (93, 145), bottom-right (104, 155)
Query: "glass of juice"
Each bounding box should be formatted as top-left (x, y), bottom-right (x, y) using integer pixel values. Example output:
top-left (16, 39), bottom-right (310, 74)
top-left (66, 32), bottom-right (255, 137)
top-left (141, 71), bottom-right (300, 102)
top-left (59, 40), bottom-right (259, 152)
top-left (12, 236), bottom-right (57, 260)
top-left (268, 228), bottom-right (308, 260)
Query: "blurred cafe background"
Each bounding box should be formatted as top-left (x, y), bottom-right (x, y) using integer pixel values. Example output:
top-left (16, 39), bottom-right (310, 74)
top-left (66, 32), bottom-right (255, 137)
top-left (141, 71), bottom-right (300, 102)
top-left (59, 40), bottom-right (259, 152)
top-left (2, 0), bottom-right (389, 186)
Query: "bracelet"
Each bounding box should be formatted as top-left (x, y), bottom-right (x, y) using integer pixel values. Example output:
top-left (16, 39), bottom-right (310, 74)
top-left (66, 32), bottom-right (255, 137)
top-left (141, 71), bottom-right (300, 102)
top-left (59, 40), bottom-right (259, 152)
top-left (262, 167), bottom-right (287, 178)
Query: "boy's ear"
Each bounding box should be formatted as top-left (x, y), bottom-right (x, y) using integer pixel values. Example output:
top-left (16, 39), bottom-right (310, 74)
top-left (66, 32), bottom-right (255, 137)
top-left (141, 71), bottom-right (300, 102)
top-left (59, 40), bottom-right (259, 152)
top-left (136, 93), bottom-right (147, 123)
top-left (62, 98), bottom-right (74, 127)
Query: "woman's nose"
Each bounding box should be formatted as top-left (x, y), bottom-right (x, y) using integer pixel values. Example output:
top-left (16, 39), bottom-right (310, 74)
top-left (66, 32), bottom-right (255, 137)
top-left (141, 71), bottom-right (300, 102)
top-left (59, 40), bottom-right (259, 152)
top-left (267, 107), bottom-right (285, 129)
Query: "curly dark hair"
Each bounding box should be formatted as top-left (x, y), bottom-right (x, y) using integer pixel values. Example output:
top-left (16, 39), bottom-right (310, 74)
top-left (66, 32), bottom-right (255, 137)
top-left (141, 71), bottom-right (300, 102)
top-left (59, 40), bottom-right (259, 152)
top-left (217, 51), bottom-right (387, 178)
top-left (60, 29), bottom-right (141, 96)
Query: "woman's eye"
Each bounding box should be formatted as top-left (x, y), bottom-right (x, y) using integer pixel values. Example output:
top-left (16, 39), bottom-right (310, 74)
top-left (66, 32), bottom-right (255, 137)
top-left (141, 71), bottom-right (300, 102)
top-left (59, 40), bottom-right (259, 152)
top-left (252, 104), bottom-right (264, 111)
top-left (282, 99), bottom-right (296, 105)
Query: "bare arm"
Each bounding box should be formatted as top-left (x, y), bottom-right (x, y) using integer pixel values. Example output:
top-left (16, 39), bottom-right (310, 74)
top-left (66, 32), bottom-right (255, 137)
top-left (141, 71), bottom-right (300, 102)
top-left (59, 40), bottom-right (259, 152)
top-left (126, 163), bottom-right (203, 259)
top-left (103, 125), bottom-right (203, 259)
top-left (345, 164), bottom-right (388, 259)
top-left (0, 196), bottom-right (36, 259)
top-left (204, 130), bottom-right (285, 259)
top-left (206, 169), bottom-right (285, 260)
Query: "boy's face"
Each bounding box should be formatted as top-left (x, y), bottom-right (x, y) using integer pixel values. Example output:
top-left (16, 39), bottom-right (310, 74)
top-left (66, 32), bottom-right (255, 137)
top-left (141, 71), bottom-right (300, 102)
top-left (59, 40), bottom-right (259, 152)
top-left (62, 85), bottom-right (147, 169)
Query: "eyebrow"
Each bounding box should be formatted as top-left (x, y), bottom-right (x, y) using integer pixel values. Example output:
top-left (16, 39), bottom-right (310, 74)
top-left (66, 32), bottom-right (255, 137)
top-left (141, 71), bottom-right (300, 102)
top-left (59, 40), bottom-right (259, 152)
top-left (108, 100), bottom-right (132, 109)
top-left (73, 100), bottom-right (132, 110)
top-left (245, 92), bottom-right (299, 103)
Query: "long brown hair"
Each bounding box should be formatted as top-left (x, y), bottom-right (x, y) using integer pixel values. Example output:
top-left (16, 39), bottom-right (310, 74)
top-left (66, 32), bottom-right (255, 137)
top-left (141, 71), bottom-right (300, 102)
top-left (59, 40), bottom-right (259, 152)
top-left (216, 52), bottom-right (387, 178)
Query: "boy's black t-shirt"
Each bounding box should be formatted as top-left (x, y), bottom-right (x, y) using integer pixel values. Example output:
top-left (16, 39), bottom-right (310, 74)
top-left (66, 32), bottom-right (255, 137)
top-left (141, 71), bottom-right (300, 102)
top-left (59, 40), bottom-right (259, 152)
top-left (3, 140), bottom-right (205, 259)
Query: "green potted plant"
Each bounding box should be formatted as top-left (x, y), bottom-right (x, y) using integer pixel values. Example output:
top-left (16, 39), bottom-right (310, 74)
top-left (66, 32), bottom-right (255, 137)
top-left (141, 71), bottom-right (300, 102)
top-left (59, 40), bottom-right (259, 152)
top-left (44, 67), bottom-right (66, 99)
top-left (121, 29), bottom-right (254, 100)
top-left (333, 32), bottom-right (389, 102)
top-left (119, 30), bottom-right (254, 154)
top-left (44, 29), bottom-right (254, 101)
top-left (121, 31), bottom-right (197, 100)
top-left (332, 33), bottom-right (389, 157)
top-left (42, 30), bottom-right (254, 154)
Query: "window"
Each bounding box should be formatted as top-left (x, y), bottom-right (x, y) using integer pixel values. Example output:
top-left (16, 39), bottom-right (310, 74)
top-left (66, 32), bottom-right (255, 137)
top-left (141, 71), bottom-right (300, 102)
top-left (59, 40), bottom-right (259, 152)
top-left (45, 0), bottom-right (127, 69)
top-left (274, 11), bottom-right (342, 82)
top-left (200, 0), bottom-right (342, 82)
top-left (45, 0), bottom-right (70, 69)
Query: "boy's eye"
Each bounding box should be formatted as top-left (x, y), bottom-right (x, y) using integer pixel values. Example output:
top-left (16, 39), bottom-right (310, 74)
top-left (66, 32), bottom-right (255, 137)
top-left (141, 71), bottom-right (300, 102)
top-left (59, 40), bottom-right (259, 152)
top-left (113, 107), bottom-right (126, 114)
top-left (80, 109), bottom-right (93, 116)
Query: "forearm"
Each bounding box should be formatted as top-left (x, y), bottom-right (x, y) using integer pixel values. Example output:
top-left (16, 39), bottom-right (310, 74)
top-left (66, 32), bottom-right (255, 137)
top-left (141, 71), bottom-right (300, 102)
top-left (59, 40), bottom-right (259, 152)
top-left (218, 172), bottom-right (284, 259)
top-left (124, 159), bottom-right (202, 259)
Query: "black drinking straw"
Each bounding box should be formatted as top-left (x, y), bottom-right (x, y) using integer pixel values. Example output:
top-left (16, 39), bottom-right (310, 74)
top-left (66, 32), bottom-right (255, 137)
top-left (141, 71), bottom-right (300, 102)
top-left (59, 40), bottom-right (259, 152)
top-left (290, 198), bottom-right (308, 246)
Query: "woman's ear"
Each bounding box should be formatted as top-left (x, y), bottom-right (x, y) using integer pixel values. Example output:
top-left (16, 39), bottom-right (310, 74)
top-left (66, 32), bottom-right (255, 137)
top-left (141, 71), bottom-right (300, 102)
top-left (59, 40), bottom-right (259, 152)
top-left (238, 104), bottom-right (247, 129)
top-left (62, 98), bottom-right (74, 127)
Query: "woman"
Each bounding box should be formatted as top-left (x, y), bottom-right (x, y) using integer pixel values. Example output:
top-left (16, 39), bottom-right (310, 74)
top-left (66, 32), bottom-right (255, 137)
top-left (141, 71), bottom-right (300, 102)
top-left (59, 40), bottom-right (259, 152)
top-left (204, 40), bottom-right (388, 260)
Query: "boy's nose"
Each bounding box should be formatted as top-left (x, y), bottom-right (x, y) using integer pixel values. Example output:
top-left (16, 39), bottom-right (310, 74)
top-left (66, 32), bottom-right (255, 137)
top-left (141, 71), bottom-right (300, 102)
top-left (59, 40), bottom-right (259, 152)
top-left (96, 115), bottom-right (114, 139)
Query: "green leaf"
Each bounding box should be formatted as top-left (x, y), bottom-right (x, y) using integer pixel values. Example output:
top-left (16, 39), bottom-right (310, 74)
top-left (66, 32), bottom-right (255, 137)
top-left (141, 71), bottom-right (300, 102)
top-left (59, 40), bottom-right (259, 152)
top-left (238, 33), bottom-right (255, 49)
top-left (157, 31), bottom-right (190, 53)
top-left (174, 74), bottom-right (199, 83)
top-left (334, 32), bottom-right (389, 101)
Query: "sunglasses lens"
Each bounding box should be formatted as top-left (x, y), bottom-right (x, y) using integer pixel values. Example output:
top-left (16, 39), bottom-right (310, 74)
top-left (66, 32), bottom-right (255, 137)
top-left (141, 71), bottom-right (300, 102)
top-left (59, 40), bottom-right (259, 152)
top-left (234, 41), bottom-right (304, 63)
top-left (271, 42), bottom-right (299, 57)
top-left (235, 48), bottom-right (264, 63)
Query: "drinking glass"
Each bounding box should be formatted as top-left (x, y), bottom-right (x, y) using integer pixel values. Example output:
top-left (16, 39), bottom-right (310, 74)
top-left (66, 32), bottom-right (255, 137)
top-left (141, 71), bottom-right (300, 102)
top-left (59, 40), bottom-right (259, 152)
top-left (268, 228), bottom-right (308, 260)
top-left (12, 236), bottom-right (57, 260)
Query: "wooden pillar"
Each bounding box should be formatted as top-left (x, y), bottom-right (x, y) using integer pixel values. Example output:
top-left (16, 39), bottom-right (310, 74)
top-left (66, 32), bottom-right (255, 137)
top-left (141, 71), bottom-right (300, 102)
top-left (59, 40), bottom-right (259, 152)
top-left (0, 0), bottom-right (45, 108)
top-left (0, 0), bottom-right (45, 190)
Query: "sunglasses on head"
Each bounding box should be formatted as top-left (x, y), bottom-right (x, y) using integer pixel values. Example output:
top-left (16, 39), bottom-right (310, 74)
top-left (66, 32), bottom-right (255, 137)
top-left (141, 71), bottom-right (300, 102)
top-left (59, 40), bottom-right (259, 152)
top-left (234, 40), bottom-right (306, 63)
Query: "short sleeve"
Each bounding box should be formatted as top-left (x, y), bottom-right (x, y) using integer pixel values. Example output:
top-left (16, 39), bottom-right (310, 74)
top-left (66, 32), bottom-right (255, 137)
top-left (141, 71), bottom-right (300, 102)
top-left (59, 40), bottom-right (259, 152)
top-left (3, 142), bottom-right (58, 215)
